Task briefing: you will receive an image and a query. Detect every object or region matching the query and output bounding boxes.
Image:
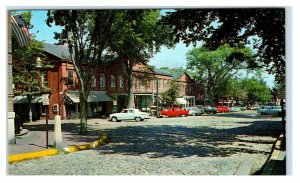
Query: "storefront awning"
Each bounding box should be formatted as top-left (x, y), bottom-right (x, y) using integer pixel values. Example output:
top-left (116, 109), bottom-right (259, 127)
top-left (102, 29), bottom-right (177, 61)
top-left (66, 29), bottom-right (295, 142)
top-left (13, 94), bottom-right (49, 104)
top-left (65, 91), bottom-right (113, 103)
top-left (175, 98), bottom-right (187, 105)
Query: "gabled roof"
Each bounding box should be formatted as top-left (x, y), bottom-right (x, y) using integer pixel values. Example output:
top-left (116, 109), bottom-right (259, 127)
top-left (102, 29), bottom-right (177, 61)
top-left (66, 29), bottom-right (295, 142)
top-left (43, 43), bottom-right (71, 60)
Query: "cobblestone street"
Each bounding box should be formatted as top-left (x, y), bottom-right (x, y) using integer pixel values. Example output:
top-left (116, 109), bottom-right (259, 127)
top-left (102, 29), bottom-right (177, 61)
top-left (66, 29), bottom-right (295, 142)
top-left (8, 111), bottom-right (282, 175)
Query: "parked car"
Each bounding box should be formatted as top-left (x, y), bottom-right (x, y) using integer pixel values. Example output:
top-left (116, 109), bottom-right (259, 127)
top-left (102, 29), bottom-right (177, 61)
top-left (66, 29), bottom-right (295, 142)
top-left (109, 108), bottom-right (150, 122)
top-left (186, 107), bottom-right (204, 116)
top-left (229, 106), bottom-right (241, 112)
top-left (215, 105), bottom-right (230, 113)
top-left (258, 106), bottom-right (282, 116)
top-left (203, 106), bottom-right (217, 114)
top-left (160, 107), bottom-right (189, 117)
top-left (240, 106), bottom-right (247, 111)
top-left (247, 105), bottom-right (260, 110)
top-left (257, 106), bottom-right (268, 114)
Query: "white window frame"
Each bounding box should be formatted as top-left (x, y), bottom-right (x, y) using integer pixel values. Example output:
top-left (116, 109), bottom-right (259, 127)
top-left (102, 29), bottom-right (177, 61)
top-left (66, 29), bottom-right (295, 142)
top-left (120, 76), bottom-right (124, 88)
top-left (68, 70), bottom-right (74, 86)
top-left (92, 76), bottom-right (96, 87)
top-left (111, 75), bottom-right (116, 88)
top-left (100, 74), bottom-right (106, 88)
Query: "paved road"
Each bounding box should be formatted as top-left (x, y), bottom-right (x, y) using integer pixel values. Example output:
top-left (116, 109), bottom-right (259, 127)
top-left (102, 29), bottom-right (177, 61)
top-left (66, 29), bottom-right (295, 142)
top-left (8, 111), bottom-right (282, 175)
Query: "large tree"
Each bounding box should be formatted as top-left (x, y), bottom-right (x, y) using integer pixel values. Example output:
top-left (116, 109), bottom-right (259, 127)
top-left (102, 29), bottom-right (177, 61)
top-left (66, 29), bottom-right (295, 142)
top-left (109, 10), bottom-right (175, 108)
top-left (46, 10), bottom-right (125, 134)
top-left (162, 8), bottom-right (285, 83)
top-left (186, 44), bottom-right (254, 105)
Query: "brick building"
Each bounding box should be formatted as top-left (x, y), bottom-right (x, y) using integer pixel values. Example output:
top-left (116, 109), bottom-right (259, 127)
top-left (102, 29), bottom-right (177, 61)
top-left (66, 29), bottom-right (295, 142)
top-left (13, 43), bottom-right (202, 120)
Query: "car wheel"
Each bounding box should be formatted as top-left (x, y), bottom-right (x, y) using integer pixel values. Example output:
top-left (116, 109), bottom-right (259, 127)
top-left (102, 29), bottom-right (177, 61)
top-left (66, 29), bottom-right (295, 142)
top-left (111, 117), bottom-right (118, 122)
top-left (192, 113), bottom-right (196, 116)
top-left (135, 117), bottom-right (142, 122)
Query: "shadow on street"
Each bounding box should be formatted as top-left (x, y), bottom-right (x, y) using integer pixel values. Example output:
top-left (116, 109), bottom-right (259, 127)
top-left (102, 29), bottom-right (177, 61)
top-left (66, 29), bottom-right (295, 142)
top-left (96, 120), bottom-right (282, 158)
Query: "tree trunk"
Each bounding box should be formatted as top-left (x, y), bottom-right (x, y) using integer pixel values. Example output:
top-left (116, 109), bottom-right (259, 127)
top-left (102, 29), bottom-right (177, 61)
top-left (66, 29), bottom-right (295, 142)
top-left (124, 60), bottom-right (135, 109)
top-left (127, 73), bottom-right (135, 108)
top-left (79, 92), bottom-right (88, 134)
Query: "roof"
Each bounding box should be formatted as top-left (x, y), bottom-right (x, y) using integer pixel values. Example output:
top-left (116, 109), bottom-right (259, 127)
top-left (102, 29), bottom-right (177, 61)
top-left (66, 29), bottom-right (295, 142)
top-left (43, 43), bottom-right (71, 60)
top-left (171, 72), bottom-right (183, 80)
top-left (153, 68), bottom-right (173, 76)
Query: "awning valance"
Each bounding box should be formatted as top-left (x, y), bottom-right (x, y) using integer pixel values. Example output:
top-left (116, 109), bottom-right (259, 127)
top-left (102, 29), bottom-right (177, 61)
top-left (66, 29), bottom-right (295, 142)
top-left (13, 94), bottom-right (49, 104)
top-left (65, 91), bottom-right (113, 104)
top-left (175, 98), bottom-right (187, 105)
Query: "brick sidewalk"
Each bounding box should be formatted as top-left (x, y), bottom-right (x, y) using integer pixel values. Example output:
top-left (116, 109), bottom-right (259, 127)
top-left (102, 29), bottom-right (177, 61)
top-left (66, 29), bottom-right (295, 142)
top-left (8, 118), bottom-right (106, 155)
top-left (261, 134), bottom-right (286, 175)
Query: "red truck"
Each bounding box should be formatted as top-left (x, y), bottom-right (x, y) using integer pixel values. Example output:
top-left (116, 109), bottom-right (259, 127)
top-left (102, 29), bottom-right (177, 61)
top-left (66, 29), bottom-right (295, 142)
top-left (160, 107), bottom-right (189, 117)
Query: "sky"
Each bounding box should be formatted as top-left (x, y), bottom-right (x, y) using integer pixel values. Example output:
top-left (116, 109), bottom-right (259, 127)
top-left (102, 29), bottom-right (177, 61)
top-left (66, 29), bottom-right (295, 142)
top-left (28, 10), bottom-right (275, 88)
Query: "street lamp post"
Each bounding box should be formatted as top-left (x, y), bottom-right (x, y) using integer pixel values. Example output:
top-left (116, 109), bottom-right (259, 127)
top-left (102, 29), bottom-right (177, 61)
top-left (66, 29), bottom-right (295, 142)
top-left (36, 57), bottom-right (49, 148)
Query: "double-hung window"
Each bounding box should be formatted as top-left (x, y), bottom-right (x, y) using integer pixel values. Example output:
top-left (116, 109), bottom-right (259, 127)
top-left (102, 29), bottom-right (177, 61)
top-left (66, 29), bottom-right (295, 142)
top-left (111, 75), bottom-right (116, 88)
top-left (119, 76), bottom-right (124, 89)
top-left (68, 70), bottom-right (74, 86)
top-left (100, 74), bottom-right (106, 88)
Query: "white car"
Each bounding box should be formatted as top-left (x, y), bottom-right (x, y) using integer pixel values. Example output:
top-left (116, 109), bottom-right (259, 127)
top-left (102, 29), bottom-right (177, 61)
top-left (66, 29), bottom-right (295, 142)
top-left (109, 108), bottom-right (150, 122)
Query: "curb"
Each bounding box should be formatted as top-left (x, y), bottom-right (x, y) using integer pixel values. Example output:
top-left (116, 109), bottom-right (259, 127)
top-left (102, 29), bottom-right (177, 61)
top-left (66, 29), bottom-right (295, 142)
top-left (261, 133), bottom-right (285, 175)
top-left (8, 133), bottom-right (108, 164)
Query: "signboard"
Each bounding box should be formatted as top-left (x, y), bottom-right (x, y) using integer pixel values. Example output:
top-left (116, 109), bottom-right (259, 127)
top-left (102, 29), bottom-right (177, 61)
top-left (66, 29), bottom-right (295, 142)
top-left (42, 100), bottom-right (49, 106)
top-left (42, 94), bottom-right (49, 106)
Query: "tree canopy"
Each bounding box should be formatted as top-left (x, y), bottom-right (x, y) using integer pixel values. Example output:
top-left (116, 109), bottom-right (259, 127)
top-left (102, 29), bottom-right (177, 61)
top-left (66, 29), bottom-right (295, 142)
top-left (186, 44), bottom-right (254, 105)
top-left (47, 10), bottom-right (124, 134)
top-left (109, 10), bottom-right (175, 108)
top-left (162, 8), bottom-right (285, 83)
top-left (12, 11), bottom-right (52, 122)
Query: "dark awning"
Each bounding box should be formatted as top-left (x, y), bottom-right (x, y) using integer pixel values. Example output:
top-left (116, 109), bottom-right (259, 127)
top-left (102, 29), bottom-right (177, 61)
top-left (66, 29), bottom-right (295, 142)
top-left (13, 94), bottom-right (49, 104)
top-left (65, 91), bottom-right (113, 104)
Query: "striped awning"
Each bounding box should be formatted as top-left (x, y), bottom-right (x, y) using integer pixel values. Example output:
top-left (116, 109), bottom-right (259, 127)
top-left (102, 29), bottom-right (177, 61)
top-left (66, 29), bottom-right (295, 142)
top-left (13, 94), bottom-right (49, 104)
top-left (11, 15), bottom-right (30, 47)
top-left (65, 91), bottom-right (113, 104)
top-left (175, 98), bottom-right (187, 105)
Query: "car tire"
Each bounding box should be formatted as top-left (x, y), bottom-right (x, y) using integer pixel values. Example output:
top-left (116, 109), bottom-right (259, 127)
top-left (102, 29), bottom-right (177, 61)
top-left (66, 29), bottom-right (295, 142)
top-left (192, 113), bottom-right (196, 116)
top-left (135, 117), bottom-right (141, 122)
top-left (111, 117), bottom-right (118, 122)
